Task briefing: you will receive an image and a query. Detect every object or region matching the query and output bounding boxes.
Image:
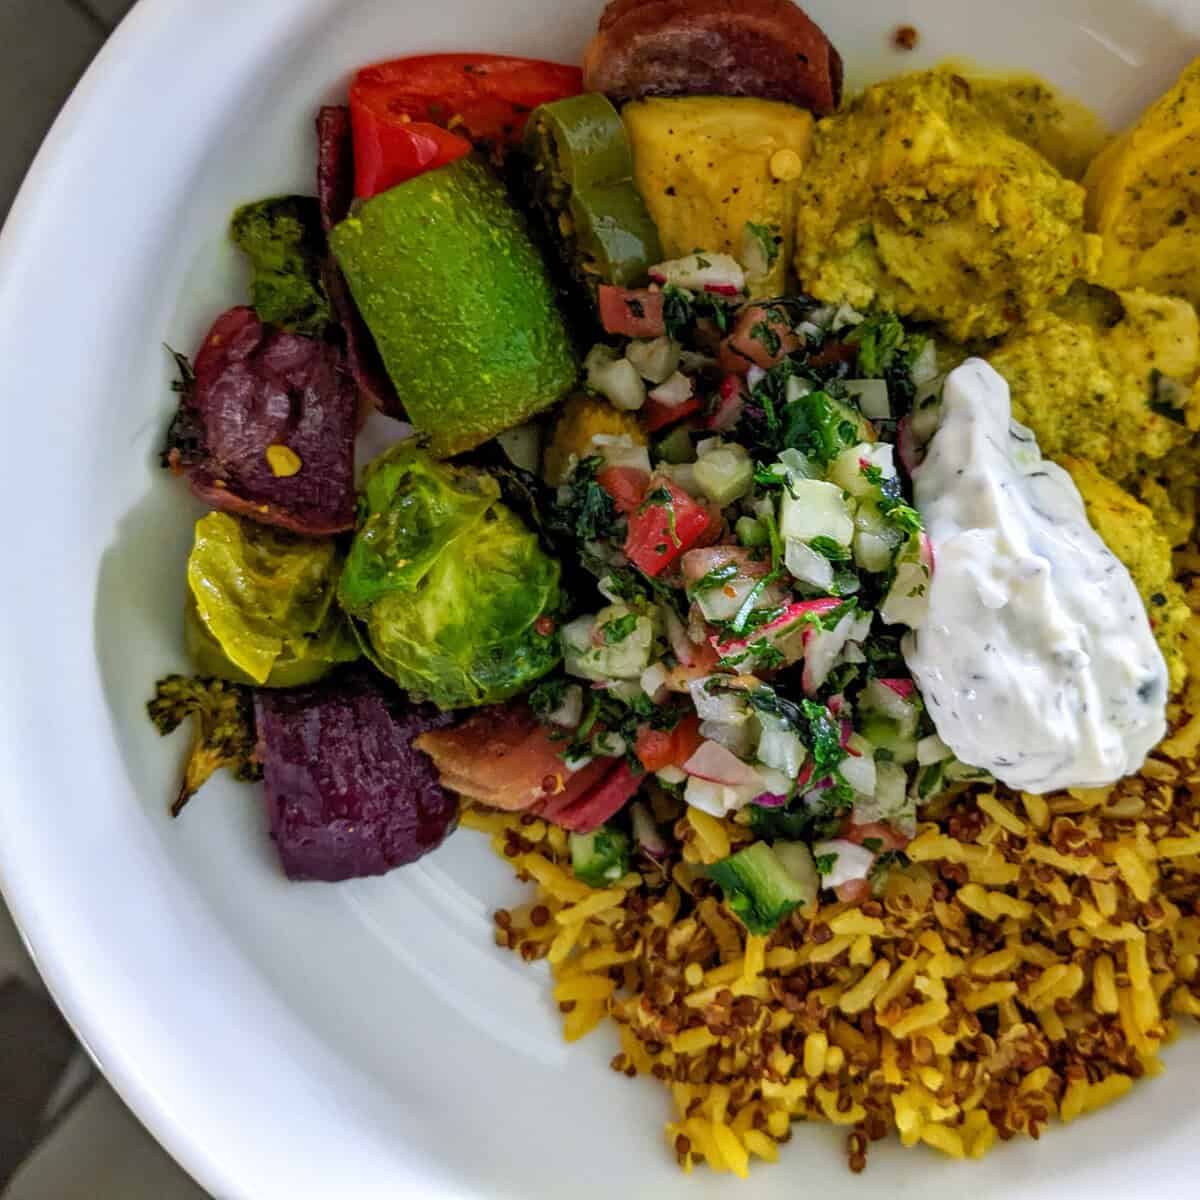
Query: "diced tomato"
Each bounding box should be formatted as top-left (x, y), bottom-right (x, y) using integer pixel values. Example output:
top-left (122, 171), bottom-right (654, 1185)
top-left (596, 466), bottom-right (650, 516)
top-left (625, 479), bottom-right (714, 577)
top-left (643, 394), bottom-right (701, 433)
top-left (350, 53), bottom-right (581, 196)
top-left (599, 286), bottom-right (666, 338)
top-left (635, 714), bottom-right (703, 773)
top-left (719, 306), bottom-right (802, 375)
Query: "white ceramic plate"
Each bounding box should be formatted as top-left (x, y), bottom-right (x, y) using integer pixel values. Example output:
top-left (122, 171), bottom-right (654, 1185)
top-left (2, 1), bottom-right (1200, 1196)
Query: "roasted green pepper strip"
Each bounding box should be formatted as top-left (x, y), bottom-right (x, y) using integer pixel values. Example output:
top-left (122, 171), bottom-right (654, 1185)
top-left (524, 93), bottom-right (662, 292)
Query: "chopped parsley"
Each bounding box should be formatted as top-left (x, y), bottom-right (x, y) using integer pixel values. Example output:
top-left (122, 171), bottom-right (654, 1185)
top-left (687, 562), bottom-right (740, 597)
top-left (814, 853), bottom-right (837, 877)
top-left (529, 676), bottom-right (569, 720)
top-left (550, 456), bottom-right (621, 543)
top-left (602, 613), bottom-right (639, 644)
top-left (750, 320), bottom-right (783, 357)
top-left (809, 536), bottom-right (853, 562)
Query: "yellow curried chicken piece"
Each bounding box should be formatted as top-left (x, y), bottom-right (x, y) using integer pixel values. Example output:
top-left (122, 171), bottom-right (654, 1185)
top-left (793, 70), bottom-right (1100, 342)
top-left (1062, 457), bottom-right (1190, 692)
top-left (1085, 56), bottom-right (1200, 307)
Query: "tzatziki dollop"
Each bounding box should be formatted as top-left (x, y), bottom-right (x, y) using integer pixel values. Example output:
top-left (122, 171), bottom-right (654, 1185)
top-left (903, 358), bottom-right (1168, 794)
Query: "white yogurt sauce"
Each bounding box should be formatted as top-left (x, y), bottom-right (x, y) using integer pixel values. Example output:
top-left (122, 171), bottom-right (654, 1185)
top-left (903, 358), bottom-right (1168, 793)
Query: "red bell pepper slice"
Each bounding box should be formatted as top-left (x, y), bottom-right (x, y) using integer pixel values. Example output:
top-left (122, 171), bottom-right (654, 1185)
top-left (350, 53), bottom-right (582, 197)
top-left (625, 478), bottom-right (714, 577)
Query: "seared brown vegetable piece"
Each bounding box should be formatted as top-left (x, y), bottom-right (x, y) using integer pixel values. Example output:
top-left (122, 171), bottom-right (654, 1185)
top-left (583, 0), bottom-right (843, 115)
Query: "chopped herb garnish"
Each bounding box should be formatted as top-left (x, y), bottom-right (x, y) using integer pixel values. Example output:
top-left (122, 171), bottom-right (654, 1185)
top-left (809, 536), bottom-right (852, 562)
top-left (814, 853), bottom-right (837, 877)
top-left (602, 613), bottom-right (639, 644)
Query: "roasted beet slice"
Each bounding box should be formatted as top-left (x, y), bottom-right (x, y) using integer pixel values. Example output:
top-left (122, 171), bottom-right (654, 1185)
top-left (316, 106), bottom-right (402, 417)
top-left (584, 0), bottom-right (843, 115)
top-left (255, 672), bottom-right (456, 882)
top-left (180, 306), bottom-right (356, 535)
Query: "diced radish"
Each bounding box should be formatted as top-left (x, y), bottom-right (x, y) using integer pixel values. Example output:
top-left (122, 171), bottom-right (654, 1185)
top-left (920, 532), bottom-right (935, 572)
top-left (860, 678), bottom-right (918, 724)
top-left (630, 801), bottom-right (668, 860)
top-left (707, 375), bottom-right (744, 432)
top-left (598, 286), bottom-right (665, 338)
top-left (840, 719), bottom-right (860, 756)
top-left (801, 608), bottom-right (860, 696)
top-left (757, 722), bottom-right (806, 778)
top-left (664, 607), bottom-right (701, 669)
top-left (812, 838), bottom-right (876, 892)
top-left (649, 371), bottom-right (694, 407)
top-left (841, 749), bottom-right (878, 798)
top-left (752, 791), bottom-right (788, 808)
top-left (649, 252), bottom-right (746, 295)
top-left (714, 598), bottom-right (843, 665)
top-left (683, 739), bottom-right (757, 786)
top-left (880, 678), bottom-right (915, 700)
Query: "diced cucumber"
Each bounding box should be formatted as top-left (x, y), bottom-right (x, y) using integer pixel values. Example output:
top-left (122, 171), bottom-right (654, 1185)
top-left (736, 516), bottom-right (768, 549)
top-left (785, 539), bottom-right (834, 591)
top-left (694, 441), bottom-right (753, 505)
top-left (707, 841), bottom-right (811, 934)
top-left (586, 345), bottom-right (646, 411)
top-left (772, 841), bottom-right (819, 910)
top-left (563, 605), bottom-right (657, 681)
top-left (828, 443), bottom-right (897, 500)
top-left (571, 826), bottom-right (631, 887)
top-left (879, 533), bottom-right (932, 628)
top-left (780, 480), bottom-right (855, 546)
top-left (842, 379), bottom-right (891, 420)
top-left (655, 426), bottom-right (696, 465)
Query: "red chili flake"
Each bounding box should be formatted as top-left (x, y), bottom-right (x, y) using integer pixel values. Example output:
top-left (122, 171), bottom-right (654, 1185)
top-left (535, 616), bottom-right (556, 637)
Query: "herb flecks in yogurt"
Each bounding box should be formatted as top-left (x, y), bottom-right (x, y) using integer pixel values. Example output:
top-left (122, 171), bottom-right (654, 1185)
top-left (903, 358), bottom-right (1168, 793)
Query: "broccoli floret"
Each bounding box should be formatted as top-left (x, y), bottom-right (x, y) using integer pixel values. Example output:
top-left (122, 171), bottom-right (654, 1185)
top-left (707, 841), bottom-right (815, 935)
top-left (570, 826), bottom-right (631, 887)
top-left (147, 675), bottom-right (261, 817)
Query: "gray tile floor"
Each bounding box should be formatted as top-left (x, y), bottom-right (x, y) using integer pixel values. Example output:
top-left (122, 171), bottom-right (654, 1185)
top-left (0, 3), bottom-right (209, 1195)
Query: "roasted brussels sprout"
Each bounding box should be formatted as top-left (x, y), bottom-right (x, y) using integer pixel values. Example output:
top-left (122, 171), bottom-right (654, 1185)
top-left (186, 511), bottom-right (359, 688)
top-left (338, 443), bottom-right (563, 709)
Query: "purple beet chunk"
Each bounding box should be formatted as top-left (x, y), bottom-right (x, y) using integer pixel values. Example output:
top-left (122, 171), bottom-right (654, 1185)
top-left (315, 106), bottom-right (403, 418)
top-left (187, 306), bottom-right (357, 535)
top-left (255, 673), bottom-right (457, 883)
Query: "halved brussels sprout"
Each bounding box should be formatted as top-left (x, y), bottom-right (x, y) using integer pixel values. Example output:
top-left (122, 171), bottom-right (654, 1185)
top-left (186, 511), bottom-right (359, 688)
top-left (338, 443), bottom-right (563, 710)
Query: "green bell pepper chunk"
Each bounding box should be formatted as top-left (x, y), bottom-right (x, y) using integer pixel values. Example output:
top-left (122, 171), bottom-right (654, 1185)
top-left (524, 93), bottom-right (662, 293)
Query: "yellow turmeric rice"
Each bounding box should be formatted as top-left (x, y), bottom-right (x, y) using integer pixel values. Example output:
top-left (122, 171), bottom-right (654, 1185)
top-left (463, 551), bottom-right (1200, 1175)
